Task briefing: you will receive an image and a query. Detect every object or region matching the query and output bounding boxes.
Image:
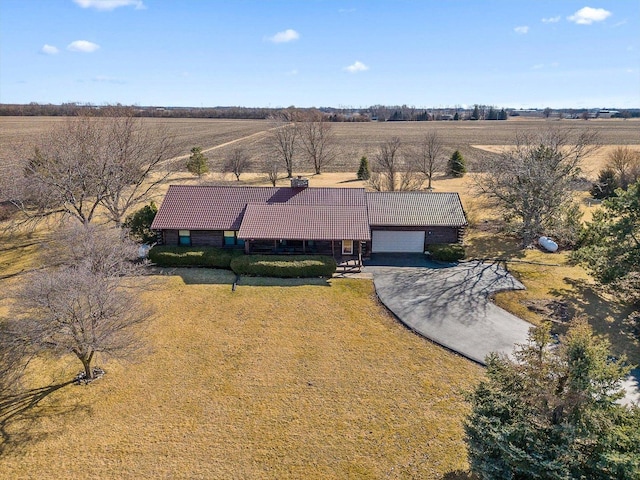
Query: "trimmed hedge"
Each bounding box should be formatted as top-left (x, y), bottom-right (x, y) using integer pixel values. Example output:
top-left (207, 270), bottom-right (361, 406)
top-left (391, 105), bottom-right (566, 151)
top-left (230, 255), bottom-right (337, 278)
top-left (148, 246), bottom-right (242, 268)
top-left (427, 244), bottom-right (466, 262)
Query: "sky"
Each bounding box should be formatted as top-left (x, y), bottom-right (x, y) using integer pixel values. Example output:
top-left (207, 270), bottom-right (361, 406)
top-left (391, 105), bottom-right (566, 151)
top-left (1, 0), bottom-right (638, 109)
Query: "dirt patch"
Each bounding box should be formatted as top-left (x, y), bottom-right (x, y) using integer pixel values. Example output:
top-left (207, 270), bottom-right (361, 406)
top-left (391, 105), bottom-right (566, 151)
top-left (523, 299), bottom-right (575, 324)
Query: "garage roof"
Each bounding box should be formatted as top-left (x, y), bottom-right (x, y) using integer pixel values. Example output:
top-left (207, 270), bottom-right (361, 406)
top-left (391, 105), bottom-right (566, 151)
top-left (367, 192), bottom-right (467, 227)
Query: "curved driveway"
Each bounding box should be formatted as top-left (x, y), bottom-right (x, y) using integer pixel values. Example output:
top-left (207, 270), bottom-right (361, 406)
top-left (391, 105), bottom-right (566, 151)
top-left (365, 255), bottom-right (531, 365)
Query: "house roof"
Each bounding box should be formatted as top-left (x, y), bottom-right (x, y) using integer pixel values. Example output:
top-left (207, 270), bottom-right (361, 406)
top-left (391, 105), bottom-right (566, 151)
top-left (366, 192), bottom-right (467, 227)
top-left (238, 204), bottom-right (370, 241)
top-left (150, 185), bottom-right (367, 232)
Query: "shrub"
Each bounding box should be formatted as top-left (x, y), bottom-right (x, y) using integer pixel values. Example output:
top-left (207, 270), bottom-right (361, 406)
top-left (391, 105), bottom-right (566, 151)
top-left (231, 255), bottom-right (336, 278)
top-left (427, 244), bottom-right (465, 262)
top-left (124, 202), bottom-right (158, 244)
top-left (148, 246), bottom-right (241, 268)
top-left (590, 167), bottom-right (619, 199)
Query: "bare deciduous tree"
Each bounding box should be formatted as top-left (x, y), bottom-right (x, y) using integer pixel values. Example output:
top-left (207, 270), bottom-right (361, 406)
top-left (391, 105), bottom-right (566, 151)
top-left (268, 111), bottom-right (298, 178)
top-left (264, 159), bottom-right (280, 187)
top-left (369, 137), bottom-right (422, 191)
top-left (12, 107), bottom-right (178, 227)
top-left (223, 148), bottom-right (252, 181)
top-left (606, 146), bottom-right (640, 190)
top-left (5, 225), bottom-right (151, 381)
top-left (412, 131), bottom-right (445, 190)
top-left (297, 111), bottom-right (337, 174)
top-left (475, 128), bottom-right (600, 247)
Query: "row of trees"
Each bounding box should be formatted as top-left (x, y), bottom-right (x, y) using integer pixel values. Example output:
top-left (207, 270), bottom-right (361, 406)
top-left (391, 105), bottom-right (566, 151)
top-left (366, 135), bottom-right (466, 192)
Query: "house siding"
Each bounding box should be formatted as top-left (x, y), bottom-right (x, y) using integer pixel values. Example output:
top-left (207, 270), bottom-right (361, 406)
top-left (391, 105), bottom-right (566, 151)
top-left (370, 226), bottom-right (460, 245)
top-left (161, 229), bottom-right (224, 247)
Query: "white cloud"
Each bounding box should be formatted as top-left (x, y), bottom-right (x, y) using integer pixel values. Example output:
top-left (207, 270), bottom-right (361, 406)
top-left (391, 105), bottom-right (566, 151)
top-left (567, 7), bottom-right (611, 25)
top-left (344, 61), bottom-right (369, 73)
top-left (286, 69), bottom-right (298, 76)
top-left (339, 8), bottom-right (356, 13)
top-left (41, 44), bottom-right (59, 55)
top-left (542, 16), bottom-right (561, 23)
top-left (532, 64), bottom-right (544, 70)
top-left (73, 0), bottom-right (145, 10)
top-left (67, 40), bottom-right (100, 52)
top-left (267, 29), bottom-right (300, 43)
top-left (514, 25), bottom-right (529, 34)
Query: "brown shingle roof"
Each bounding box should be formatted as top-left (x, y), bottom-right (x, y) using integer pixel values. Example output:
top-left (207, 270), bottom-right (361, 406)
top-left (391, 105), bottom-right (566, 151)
top-left (238, 204), bottom-right (370, 240)
top-left (150, 185), bottom-right (367, 231)
top-left (366, 192), bottom-right (467, 227)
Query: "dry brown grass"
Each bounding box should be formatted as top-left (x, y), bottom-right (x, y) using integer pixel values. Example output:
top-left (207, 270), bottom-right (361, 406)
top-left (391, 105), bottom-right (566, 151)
top-left (0, 272), bottom-right (481, 479)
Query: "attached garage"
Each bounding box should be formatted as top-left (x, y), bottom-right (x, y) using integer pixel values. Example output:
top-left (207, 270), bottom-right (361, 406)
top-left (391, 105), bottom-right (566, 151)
top-left (367, 191), bottom-right (467, 253)
top-left (371, 230), bottom-right (425, 253)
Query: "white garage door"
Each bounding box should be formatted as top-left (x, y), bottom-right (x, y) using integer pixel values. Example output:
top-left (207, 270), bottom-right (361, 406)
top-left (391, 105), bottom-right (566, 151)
top-left (371, 230), bottom-right (425, 253)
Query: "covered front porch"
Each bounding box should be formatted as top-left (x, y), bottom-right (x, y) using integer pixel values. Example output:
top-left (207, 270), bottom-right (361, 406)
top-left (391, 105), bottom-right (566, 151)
top-left (244, 238), bottom-right (368, 264)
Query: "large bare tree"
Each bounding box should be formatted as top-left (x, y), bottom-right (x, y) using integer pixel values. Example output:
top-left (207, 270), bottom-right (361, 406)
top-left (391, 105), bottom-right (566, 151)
top-left (268, 111), bottom-right (298, 178)
top-left (4, 225), bottom-right (151, 381)
top-left (369, 137), bottom-right (422, 191)
top-left (606, 146), bottom-right (640, 189)
top-left (12, 107), bottom-right (178, 227)
top-left (223, 147), bottom-right (252, 181)
top-left (475, 128), bottom-right (599, 247)
top-left (297, 111), bottom-right (337, 174)
top-left (412, 131), bottom-right (445, 190)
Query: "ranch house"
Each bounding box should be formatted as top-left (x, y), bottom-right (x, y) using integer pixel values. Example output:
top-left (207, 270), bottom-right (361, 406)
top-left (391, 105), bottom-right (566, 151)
top-left (151, 178), bottom-right (467, 264)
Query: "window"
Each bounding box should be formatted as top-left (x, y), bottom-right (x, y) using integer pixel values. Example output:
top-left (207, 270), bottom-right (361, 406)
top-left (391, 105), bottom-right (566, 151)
top-left (342, 240), bottom-right (354, 255)
top-left (178, 230), bottom-right (191, 246)
top-left (224, 230), bottom-right (244, 247)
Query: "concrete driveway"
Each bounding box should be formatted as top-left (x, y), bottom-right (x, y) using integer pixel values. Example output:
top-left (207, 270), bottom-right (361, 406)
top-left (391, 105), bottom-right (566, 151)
top-left (365, 254), bottom-right (532, 365)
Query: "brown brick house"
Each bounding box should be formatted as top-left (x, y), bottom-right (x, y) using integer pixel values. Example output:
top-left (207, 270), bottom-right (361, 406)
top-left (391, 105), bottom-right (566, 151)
top-left (150, 181), bottom-right (467, 262)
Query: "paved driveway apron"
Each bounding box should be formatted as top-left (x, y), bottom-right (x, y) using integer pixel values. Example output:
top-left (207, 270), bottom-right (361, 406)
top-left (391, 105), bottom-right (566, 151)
top-left (367, 256), bottom-right (531, 365)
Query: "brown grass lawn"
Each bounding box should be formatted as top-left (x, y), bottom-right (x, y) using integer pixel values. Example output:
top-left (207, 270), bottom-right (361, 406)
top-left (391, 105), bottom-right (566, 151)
top-left (0, 270), bottom-right (481, 479)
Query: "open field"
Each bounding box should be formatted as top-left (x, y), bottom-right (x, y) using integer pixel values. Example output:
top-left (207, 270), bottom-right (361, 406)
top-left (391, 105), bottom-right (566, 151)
top-left (2, 116), bottom-right (639, 175)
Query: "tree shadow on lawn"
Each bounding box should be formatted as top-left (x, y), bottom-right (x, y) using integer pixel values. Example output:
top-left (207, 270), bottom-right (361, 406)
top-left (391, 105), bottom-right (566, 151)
top-left (549, 278), bottom-right (639, 363)
top-left (0, 380), bottom-right (90, 457)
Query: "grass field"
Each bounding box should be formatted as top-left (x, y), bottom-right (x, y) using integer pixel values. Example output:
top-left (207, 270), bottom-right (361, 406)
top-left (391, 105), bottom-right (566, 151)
top-left (1, 117), bottom-right (638, 478)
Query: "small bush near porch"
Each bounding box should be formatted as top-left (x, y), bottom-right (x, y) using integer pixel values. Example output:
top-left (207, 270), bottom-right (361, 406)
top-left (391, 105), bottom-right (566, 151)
top-left (231, 255), bottom-right (337, 278)
top-left (148, 246), bottom-right (242, 268)
top-left (427, 244), bottom-right (466, 262)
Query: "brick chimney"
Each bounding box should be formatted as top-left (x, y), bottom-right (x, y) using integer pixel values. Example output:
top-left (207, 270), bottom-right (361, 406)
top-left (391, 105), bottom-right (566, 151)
top-left (290, 176), bottom-right (309, 188)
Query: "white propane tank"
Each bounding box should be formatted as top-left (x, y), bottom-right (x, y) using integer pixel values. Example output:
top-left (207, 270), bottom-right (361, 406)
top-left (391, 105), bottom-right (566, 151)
top-left (539, 236), bottom-right (558, 253)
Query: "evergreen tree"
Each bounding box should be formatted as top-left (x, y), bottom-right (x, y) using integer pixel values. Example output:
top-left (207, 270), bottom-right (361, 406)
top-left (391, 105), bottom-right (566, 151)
top-left (453, 112), bottom-right (460, 121)
top-left (574, 181), bottom-right (640, 303)
top-left (466, 320), bottom-right (640, 480)
top-left (357, 156), bottom-right (371, 180)
top-left (590, 167), bottom-right (619, 199)
top-left (448, 150), bottom-right (466, 177)
top-left (498, 108), bottom-right (508, 120)
top-left (471, 105), bottom-right (480, 120)
top-left (186, 146), bottom-right (209, 178)
top-left (124, 202), bottom-right (158, 244)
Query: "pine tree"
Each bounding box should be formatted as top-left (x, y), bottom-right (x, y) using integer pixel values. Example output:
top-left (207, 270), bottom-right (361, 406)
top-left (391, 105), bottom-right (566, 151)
top-left (448, 150), bottom-right (466, 177)
top-left (465, 320), bottom-right (640, 480)
top-left (186, 146), bottom-right (209, 178)
top-left (357, 156), bottom-right (370, 180)
top-left (590, 167), bottom-right (619, 199)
